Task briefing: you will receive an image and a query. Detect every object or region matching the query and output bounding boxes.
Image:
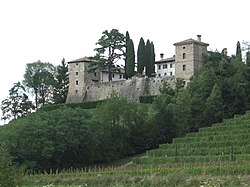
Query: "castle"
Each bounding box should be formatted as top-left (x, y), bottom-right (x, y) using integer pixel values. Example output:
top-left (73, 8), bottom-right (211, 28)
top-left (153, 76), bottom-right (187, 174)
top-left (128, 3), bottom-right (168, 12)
top-left (66, 35), bottom-right (209, 103)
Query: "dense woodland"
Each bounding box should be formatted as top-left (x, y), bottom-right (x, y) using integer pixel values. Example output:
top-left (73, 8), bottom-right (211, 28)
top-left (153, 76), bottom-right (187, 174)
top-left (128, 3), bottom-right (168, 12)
top-left (1, 30), bottom-right (250, 178)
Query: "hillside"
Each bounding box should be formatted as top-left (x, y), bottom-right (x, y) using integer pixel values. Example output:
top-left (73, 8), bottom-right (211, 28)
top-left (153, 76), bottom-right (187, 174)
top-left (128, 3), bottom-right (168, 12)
top-left (21, 112), bottom-right (250, 186)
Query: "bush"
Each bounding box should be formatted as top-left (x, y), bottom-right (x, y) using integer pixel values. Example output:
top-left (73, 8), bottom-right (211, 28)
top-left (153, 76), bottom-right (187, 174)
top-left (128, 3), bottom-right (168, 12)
top-left (139, 95), bottom-right (157, 103)
top-left (39, 100), bottom-right (104, 112)
top-left (0, 143), bottom-right (24, 187)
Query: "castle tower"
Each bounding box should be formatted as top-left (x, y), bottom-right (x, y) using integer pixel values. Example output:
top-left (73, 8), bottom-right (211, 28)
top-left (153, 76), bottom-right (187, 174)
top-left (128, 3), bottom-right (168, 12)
top-left (66, 57), bottom-right (99, 103)
top-left (174, 35), bottom-right (209, 84)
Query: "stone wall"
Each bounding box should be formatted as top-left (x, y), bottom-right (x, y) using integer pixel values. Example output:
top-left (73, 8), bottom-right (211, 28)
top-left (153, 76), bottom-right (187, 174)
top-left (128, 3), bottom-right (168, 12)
top-left (75, 76), bottom-right (176, 103)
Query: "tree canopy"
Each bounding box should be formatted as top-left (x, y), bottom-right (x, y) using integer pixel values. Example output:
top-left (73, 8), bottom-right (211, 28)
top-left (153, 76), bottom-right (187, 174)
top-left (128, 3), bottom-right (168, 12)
top-left (23, 60), bottom-right (56, 108)
top-left (94, 29), bottom-right (126, 81)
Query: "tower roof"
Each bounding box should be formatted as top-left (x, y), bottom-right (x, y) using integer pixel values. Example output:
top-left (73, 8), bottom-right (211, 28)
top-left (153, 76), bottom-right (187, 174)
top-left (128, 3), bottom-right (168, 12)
top-left (67, 57), bottom-right (96, 64)
top-left (173, 38), bottom-right (209, 46)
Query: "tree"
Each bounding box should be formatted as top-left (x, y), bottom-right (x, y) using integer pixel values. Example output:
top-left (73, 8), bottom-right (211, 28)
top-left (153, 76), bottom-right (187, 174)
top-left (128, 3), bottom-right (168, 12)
top-left (53, 58), bottom-right (69, 103)
top-left (145, 40), bottom-right (155, 77)
top-left (0, 143), bottom-right (23, 187)
top-left (236, 41), bottom-right (242, 62)
top-left (203, 83), bottom-right (224, 125)
top-left (125, 39), bottom-right (135, 78)
top-left (150, 42), bottom-right (156, 76)
top-left (1, 82), bottom-right (34, 121)
top-left (137, 37), bottom-right (146, 74)
top-left (23, 60), bottom-right (56, 108)
top-left (124, 31), bottom-right (130, 78)
top-left (246, 51), bottom-right (250, 66)
top-left (94, 29), bottom-right (126, 81)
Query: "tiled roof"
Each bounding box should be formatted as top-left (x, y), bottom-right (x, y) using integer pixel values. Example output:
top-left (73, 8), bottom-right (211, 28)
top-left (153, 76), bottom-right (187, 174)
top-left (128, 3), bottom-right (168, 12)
top-left (67, 57), bottom-right (96, 64)
top-left (155, 56), bottom-right (175, 64)
top-left (173, 38), bottom-right (209, 46)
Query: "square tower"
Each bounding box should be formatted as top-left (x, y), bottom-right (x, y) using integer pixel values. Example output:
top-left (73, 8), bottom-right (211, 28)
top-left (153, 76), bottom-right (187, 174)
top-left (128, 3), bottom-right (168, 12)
top-left (174, 35), bottom-right (209, 84)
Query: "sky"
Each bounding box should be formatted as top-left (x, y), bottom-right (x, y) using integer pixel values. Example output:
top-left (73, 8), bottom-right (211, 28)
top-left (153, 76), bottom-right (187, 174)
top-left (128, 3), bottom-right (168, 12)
top-left (0, 0), bottom-right (249, 124)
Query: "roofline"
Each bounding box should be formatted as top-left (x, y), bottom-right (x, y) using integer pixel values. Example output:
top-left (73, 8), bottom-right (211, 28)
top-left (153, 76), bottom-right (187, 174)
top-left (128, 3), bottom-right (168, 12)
top-left (155, 57), bottom-right (175, 64)
top-left (173, 39), bottom-right (209, 46)
top-left (67, 57), bottom-right (96, 64)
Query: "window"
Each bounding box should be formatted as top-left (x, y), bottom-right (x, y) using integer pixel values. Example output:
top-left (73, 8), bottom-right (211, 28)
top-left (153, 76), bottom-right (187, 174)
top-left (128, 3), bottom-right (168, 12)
top-left (183, 64), bottom-right (186, 71)
top-left (119, 74), bottom-right (122, 79)
top-left (76, 63), bottom-right (78, 66)
top-left (164, 73), bottom-right (167, 76)
top-left (183, 46), bottom-right (185, 49)
top-left (76, 72), bottom-right (78, 76)
top-left (183, 53), bottom-right (186, 59)
top-left (75, 90), bottom-right (78, 93)
top-left (163, 64), bottom-right (167, 69)
top-left (123, 75), bottom-right (126, 78)
top-left (94, 72), bottom-right (97, 76)
top-left (170, 72), bottom-right (173, 76)
top-left (112, 74), bottom-right (115, 78)
top-left (170, 64), bottom-right (173, 68)
top-left (76, 80), bottom-right (78, 85)
top-left (158, 74), bottom-right (161, 77)
top-left (158, 65), bottom-right (161, 70)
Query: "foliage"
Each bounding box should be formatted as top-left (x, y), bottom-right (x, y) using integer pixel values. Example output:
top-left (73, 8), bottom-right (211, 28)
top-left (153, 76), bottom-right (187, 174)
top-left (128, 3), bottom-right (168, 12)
top-left (8, 107), bottom-right (100, 170)
top-left (53, 58), bottom-right (68, 104)
top-left (1, 82), bottom-right (34, 121)
top-left (0, 142), bottom-right (24, 187)
top-left (139, 95), bottom-right (157, 104)
top-left (145, 40), bottom-right (155, 77)
top-left (23, 60), bottom-right (56, 108)
top-left (236, 41), bottom-right (242, 62)
top-left (93, 29), bottom-right (126, 81)
top-left (203, 83), bottom-right (224, 125)
top-left (125, 39), bottom-right (135, 78)
top-left (137, 37), bottom-right (146, 74)
top-left (39, 100), bottom-right (103, 112)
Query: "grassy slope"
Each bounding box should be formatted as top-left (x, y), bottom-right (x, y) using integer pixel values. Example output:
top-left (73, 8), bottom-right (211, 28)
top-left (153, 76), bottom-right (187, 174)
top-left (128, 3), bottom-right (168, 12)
top-left (21, 112), bottom-right (250, 186)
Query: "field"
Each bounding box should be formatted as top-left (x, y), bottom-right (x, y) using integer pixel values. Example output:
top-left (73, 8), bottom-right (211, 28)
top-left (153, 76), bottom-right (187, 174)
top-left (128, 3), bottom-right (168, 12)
top-left (20, 112), bottom-right (250, 186)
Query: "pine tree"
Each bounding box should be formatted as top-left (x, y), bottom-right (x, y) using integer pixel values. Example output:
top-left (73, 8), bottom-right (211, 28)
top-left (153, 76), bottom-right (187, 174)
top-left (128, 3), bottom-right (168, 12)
top-left (137, 37), bottom-right (146, 74)
top-left (94, 29), bottom-right (126, 81)
top-left (236, 41), bottom-right (242, 62)
top-left (126, 39), bottom-right (135, 78)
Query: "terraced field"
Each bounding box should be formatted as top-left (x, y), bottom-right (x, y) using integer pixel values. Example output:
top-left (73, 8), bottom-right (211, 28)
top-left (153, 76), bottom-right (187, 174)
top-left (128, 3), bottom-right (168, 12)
top-left (133, 113), bottom-right (250, 175)
top-left (21, 112), bottom-right (250, 186)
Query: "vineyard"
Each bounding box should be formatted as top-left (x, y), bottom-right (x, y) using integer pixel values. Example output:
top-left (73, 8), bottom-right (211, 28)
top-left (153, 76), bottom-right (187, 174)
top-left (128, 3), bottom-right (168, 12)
top-left (21, 112), bottom-right (250, 186)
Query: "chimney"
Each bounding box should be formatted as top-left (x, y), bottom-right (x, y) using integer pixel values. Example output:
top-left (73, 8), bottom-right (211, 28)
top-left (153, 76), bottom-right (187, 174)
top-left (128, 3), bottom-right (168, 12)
top-left (160, 53), bottom-right (164, 60)
top-left (197, 35), bottom-right (201, 42)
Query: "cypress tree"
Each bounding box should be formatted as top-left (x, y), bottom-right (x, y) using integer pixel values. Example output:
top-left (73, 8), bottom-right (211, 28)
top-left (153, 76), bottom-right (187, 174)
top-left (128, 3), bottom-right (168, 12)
top-left (236, 41), bottom-right (242, 62)
top-left (145, 39), bottom-right (152, 77)
top-left (246, 51), bottom-right (250, 66)
top-left (137, 37), bottom-right (146, 74)
top-left (126, 39), bottom-right (135, 78)
top-left (125, 31), bottom-right (130, 78)
top-left (150, 42), bottom-right (156, 76)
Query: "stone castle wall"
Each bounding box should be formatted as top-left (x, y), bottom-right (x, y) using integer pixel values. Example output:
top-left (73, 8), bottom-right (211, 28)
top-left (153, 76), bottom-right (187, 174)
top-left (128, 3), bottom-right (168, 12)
top-left (68, 76), bottom-right (175, 103)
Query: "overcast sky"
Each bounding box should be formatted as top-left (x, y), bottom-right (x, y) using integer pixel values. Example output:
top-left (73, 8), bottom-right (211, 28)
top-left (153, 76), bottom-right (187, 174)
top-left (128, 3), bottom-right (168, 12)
top-left (0, 0), bottom-right (249, 124)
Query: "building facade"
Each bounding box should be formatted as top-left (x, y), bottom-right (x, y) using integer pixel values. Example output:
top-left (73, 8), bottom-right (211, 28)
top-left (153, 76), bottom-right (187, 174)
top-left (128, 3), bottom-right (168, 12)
top-left (155, 35), bottom-right (209, 85)
top-left (66, 35), bottom-right (209, 103)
